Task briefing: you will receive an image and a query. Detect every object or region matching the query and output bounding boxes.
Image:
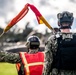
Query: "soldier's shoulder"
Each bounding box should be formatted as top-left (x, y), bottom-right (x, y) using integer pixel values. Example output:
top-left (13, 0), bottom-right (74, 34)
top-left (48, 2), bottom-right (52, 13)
top-left (49, 32), bottom-right (61, 38)
top-left (48, 34), bottom-right (56, 41)
top-left (45, 34), bottom-right (56, 45)
top-left (46, 32), bottom-right (61, 44)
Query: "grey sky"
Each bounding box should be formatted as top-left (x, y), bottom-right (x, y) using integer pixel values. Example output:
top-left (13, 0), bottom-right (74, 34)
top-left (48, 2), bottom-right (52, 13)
top-left (0, 0), bottom-right (76, 33)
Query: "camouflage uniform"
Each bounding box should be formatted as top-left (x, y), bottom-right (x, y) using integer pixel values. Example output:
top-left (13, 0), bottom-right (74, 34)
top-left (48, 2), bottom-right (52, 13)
top-left (0, 51), bottom-right (21, 63)
top-left (44, 32), bottom-right (76, 75)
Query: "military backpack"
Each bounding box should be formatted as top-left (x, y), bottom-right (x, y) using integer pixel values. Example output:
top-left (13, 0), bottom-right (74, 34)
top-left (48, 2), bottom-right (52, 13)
top-left (51, 33), bottom-right (76, 70)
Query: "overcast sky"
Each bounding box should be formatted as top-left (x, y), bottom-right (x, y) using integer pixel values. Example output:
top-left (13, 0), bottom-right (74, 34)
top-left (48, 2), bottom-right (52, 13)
top-left (0, 0), bottom-right (76, 34)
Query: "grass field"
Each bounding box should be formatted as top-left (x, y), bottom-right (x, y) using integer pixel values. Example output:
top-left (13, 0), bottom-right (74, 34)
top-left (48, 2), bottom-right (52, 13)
top-left (0, 62), bottom-right (17, 75)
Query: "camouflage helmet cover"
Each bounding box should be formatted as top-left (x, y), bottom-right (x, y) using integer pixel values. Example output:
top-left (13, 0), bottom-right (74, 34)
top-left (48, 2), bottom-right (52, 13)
top-left (57, 11), bottom-right (74, 27)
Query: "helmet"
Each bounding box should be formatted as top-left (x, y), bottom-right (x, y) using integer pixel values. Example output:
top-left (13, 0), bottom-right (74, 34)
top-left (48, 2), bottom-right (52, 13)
top-left (57, 11), bottom-right (74, 28)
top-left (26, 36), bottom-right (40, 49)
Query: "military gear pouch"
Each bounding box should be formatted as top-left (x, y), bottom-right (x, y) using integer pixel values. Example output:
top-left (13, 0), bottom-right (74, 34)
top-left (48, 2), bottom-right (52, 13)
top-left (52, 34), bottom-right (76, 70)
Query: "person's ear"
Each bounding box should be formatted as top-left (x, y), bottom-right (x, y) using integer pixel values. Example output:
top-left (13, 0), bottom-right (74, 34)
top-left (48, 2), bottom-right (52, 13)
top-left (25, 41), bottom-right (30, 48)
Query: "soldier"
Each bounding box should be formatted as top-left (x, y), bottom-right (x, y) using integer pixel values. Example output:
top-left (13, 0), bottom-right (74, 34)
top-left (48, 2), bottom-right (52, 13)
top-left (0, 36), bottom-right (45, 75)
top-left (44, 11), bottom-right (76, 75)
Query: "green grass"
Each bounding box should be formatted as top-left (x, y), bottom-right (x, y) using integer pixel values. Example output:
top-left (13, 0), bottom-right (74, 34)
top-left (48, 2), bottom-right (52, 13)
top-left (0, 62), bottom-right (17, 75)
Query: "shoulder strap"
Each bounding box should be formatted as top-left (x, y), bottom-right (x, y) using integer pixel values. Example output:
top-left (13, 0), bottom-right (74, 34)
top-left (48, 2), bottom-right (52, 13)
top-left (50, 34), bottom-right (62, 72)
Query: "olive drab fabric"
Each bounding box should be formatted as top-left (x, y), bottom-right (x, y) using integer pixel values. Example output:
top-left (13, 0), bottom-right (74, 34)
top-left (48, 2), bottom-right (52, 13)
top-left (51, 33), bottom-right (76, 70)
